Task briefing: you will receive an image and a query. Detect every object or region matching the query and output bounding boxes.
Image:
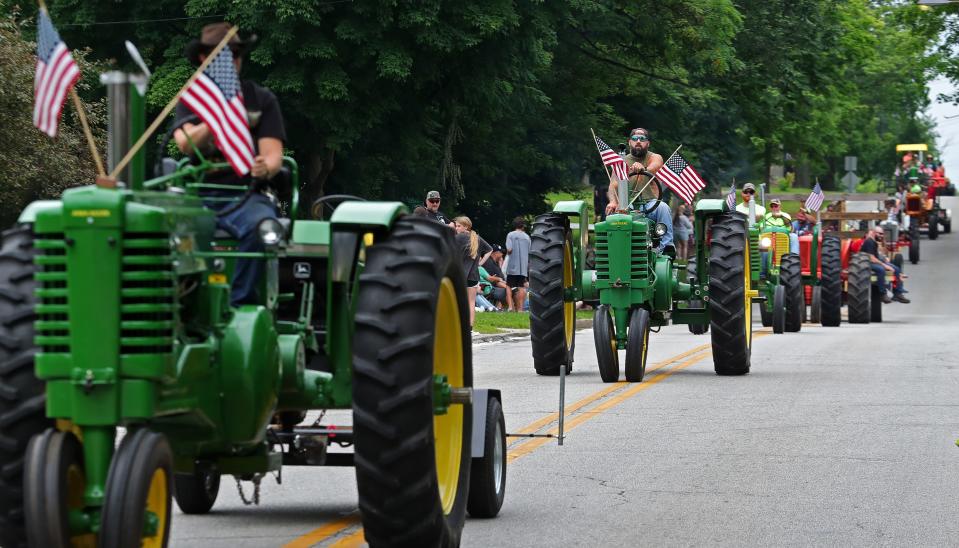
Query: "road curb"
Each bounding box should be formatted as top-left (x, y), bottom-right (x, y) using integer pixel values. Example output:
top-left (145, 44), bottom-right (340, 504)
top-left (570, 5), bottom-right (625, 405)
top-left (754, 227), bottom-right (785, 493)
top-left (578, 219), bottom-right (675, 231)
top-left (472, 318), bottom-right (593, 344)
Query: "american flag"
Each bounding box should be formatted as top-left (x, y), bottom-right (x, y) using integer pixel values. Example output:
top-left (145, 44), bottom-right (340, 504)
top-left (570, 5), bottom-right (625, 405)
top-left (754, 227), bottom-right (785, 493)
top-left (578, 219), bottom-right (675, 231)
top-left (658, 153), bottom-right (707, 205)
top-left (804, 182), bottom-right (825, 212)
top-left (594, 135), bottom-right (628, 181)
top-left (725, 183), bottom-right (736, 211)
top-left (33, 9), bottom-right (80, 138)
top-left (180, 47), bottom-right (255, 175)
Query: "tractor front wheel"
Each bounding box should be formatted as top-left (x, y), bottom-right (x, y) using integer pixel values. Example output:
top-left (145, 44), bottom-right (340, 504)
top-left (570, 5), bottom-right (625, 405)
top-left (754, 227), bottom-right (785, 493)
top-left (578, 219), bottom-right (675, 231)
top-left (820, 236), bottom-right (842, 327)
top-left (467, 396), bottom-right (506, 519)
top-left (23, 429), bottom-right (93, 547)
top-left (625, 308), bottom-right (650, 382)
top-left (529, 214), bottom-right (575, 376)
top-left (708, 214), bottom-right (752, 375)
top-left (99, 429), bottom-right (174, 548)
top-left (772, 285), bottom-right (786, 334)
top-left (781, 254), bottom-right (803, 332)
top-left (847, 253), bottom-right (872, 324)
top-left (759, 300), bottom-right (772, 327)
top-left (928, 212), bottom-right (939, 240)
top-left (0, 225), bottom-right (50, 548)
top-left (909, 226), bottom-right (920, 264)
top-left (594, 305), bottom-right (619, 383)
top-left (810, 286), bottom-right (822, 324)
top-left (352, 216), bottom-right (472, 547)
top-left (173, 467), bottom-right (221, 515)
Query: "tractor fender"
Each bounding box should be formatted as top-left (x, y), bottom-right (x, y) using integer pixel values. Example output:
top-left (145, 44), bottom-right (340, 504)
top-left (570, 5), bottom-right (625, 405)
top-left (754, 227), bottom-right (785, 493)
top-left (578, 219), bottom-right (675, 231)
top-left (17, 200), bottom-right (61, 224)
top-left (471, 389), bottom-right (502, 458)
top-left (329, 201), bottom-right (408, 232)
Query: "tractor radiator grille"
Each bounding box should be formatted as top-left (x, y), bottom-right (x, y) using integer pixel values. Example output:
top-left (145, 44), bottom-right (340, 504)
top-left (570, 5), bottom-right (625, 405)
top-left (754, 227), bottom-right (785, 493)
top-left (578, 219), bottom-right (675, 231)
top-left (761, 232), bottom-right (790, 266)
top-left (121, 232), bottom-right (174, 355)
top-left (34, 232), bottom-right (69, 354)
top-left (749, 231), bottom-right (760, 274)
top-left (630, 231), bottom-right (649, 281)
top-left (595, 232), bottom-right (609, 281)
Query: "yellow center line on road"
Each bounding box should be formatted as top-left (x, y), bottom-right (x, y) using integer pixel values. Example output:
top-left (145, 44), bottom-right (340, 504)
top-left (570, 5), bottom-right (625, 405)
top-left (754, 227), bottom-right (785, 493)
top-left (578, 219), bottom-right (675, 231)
top-left (283, 329), bottom-right (772, 546)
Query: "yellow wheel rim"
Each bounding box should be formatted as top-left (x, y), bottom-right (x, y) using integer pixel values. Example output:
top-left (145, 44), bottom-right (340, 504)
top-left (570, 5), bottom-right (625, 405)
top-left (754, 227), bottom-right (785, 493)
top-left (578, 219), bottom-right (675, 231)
top-left (563, 241), bottom-right (575, 350)
top-left (433, 278), bottom-right (464, 515)
top-left (142, 468), bottom-right (168, 548)
top-left (743, 240), bottom-right (752, 347)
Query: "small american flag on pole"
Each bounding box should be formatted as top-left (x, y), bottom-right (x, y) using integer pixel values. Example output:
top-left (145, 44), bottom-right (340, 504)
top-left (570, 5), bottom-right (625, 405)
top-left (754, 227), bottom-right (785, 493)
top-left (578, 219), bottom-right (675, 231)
top-left (180, 47), bottom-right (255, 176)
top-left (804, 182), bottom-right (825, 212)
top-left (33, 9), bottom-right (80, 138)
top-left (725, 183), bottom-right (737, 211)
top-left (594, 135), bottom-right (628, 181)
top-left (658, 152), bottom-right (707, 205)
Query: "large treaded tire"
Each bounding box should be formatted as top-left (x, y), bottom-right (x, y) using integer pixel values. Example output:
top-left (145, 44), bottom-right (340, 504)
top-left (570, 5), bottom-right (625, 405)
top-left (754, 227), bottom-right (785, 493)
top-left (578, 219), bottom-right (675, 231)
top-left (781, 254), bottom-right (803, 332)
top-left (708, 214), bottom-right (751, 375)
top-left (810, 285), bottom-right (822, 324)
top-left (820, 236), bottom-right (842, 327)
top-left (928, 212), bottom-right (939, 240)
top-left (759, 299), bottom-right (772, 327)
top-left (0, 225), bottom-right (49, 548)
top-left (529, 214), bottom-right (574, 376)
top-left (352, 216), bottom-right (472, 548)
top-left (847, 253), bottom-right (872, 324)
top-left (594, 305), bottom-right (619, 383)
top-left (23, 429), bottom-right (88, 547)
top-left (467, 397), bottom-right (506, 519)
top-left (944, 218), bottom-right (952, 234)
top-left (772, 285), bottom-right (786, 334)
top-left (624, 308), bottom-right (650, 382)
top-left (909, 226), bottom-right (920, 264)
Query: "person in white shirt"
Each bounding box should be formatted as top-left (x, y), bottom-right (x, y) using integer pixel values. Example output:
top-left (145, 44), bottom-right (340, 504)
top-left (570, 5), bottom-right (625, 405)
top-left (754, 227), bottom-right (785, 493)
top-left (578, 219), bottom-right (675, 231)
top-left (735, 182), bottom-right (765, 221)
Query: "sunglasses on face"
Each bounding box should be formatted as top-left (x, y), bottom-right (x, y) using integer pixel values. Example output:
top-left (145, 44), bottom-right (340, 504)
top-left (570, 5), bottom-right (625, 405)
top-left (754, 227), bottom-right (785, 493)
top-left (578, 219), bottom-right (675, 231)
top-left (428, 199), bottom-right (440, 204)
top-left (630, 135), bottom-right (649, 143)
top-left (771, 204), bottom-right (781, 208)
top-left (743, 190), bottom-right (755, 195)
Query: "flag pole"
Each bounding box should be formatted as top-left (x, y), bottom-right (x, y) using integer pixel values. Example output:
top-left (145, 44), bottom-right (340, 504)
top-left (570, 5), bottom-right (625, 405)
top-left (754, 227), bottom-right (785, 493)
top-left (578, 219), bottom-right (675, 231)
top-left (590, 128), bottom-right (614, 182)
top-left (108, 25), bottom-right (240, 180)
top-left (628, 143), bottom-right (683, 208)
top-left (35, 1), bottom-right (105, 177)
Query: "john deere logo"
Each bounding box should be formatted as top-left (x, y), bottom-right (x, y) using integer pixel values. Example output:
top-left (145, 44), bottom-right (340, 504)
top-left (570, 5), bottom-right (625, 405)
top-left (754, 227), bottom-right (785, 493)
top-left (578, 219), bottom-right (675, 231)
top-left (70, 209), bottom-right (110, 218)
top-left (611, 221), bottom-right (629, 226)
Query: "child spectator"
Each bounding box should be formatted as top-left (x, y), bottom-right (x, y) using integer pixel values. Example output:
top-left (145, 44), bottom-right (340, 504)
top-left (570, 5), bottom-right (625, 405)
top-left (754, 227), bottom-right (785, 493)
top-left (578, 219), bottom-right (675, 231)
top-left (505, 217), bottom-right (531, 312)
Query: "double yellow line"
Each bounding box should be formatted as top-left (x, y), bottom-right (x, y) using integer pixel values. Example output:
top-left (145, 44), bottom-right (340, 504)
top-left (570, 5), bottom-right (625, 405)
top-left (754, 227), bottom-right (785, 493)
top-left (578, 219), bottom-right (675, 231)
top-left (283, 333), bottom-right (768, 547)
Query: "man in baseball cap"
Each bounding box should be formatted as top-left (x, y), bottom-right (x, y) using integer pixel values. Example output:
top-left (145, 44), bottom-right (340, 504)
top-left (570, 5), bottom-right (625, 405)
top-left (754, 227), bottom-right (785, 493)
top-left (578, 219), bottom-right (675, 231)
top-left (735, 182), bottom-right (765, 221)
top-left (423, 190), bottom-right (452, 226)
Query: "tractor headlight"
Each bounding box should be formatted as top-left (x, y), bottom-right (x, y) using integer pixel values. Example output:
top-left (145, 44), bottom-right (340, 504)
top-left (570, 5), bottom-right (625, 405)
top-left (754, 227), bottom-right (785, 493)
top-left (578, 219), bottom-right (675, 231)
top-left (760, 236), bottom-right (772, 249)
top-left (654, 223), bottom-right (668, 237)
top-left (257, 218), bottom-right (286, 247)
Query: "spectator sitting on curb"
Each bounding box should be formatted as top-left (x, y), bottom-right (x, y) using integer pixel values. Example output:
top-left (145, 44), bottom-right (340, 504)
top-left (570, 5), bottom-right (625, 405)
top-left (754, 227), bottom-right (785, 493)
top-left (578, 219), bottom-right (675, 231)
top-left (505, 217), bottom-right (531, 312)
top-left (480, 245), bottom-right (513, 310)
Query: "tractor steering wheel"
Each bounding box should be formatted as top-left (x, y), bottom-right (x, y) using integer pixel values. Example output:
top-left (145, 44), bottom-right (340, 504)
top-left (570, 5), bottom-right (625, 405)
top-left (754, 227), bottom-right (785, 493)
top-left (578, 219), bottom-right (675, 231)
top-left (311, 194), bottom-right (368, 220)
top-left (631, 170), bottom-right (663, 214)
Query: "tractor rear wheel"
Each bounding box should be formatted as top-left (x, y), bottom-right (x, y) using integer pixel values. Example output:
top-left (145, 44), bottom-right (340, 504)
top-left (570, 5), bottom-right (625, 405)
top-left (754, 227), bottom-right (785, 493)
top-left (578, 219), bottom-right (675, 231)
top-left (594, 305), bottom-right (619, 383)
top-left (820, 236), bottom-right (842, 327)
top-left (625, 308), bottom-right (650, 382)
top-left (467, 396), bottom-right (506, 519)
top-left (686, 259), bottom-right (707, 335)
top-left (173, 467), bottom-right (220, 514)
top-left (352, 216), bottom-right (472, 547)
top-left (870, 285), bottom-right (883, 323)
top-left (810, 286), bottom-right (822, 324)
top-left (772, 285), bottom-right (786, 334)
top-left (23, 429), bottom-right (93, 548)
top-left (909, 225), bottom-right (920, 264)
top-left (928, 212), bottom-right (939, 240)
top-left (781, 254), bottom-right (803, 332)
top-left (0, 225), bottom-right (50, 548)
top-left (847, 253), bottom-right (872, 324)
top-left (99, 429), bottom-right (174, 548)
top-left (708, 214), bottom-right (752, 375)
top-left (529, 214), bottom-right (575, 376)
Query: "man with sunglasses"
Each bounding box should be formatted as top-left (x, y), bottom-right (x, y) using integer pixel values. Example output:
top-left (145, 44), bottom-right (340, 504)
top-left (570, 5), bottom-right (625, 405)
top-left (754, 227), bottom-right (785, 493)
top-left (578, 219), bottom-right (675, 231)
top-left (424, 190), bottom-right (453, 226)
top-left (763, 199), bottom-right (799, 254)
top-left (605, 128), bottom-right (665, 215)
top-left (735, 182), bottom-right (765, 221)
top-left (174, 22), bottom-right (287, 306)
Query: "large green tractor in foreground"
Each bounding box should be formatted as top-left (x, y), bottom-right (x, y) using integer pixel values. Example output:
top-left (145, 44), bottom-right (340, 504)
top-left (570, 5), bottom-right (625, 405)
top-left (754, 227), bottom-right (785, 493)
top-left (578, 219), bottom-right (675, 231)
top-left (528, 179), bottom-right (753, 382)
top-left (0, 79), bottom-right (505, 548)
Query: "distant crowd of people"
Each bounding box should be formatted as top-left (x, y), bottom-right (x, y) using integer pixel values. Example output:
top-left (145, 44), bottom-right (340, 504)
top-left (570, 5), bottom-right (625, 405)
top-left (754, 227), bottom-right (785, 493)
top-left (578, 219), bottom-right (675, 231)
top-left (414, 191), bottom-right (532, 332)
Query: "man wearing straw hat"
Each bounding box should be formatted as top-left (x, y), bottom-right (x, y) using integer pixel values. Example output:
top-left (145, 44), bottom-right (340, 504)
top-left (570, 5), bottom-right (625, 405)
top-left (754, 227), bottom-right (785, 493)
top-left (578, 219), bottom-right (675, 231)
top-left (173, 22), bottom-right (287, 305)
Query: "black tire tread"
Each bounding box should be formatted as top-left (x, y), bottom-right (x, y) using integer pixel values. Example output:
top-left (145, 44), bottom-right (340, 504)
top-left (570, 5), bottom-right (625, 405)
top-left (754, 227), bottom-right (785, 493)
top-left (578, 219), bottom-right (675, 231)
top-left (820, 236), bottom-right (842, 327)
top-left (466, 397), bottom-right (505, 519)
top-left (708, 214), bottom-right (751, 375)
top-left (529, 214), bottom-right (573, 375)
top-left (847, 253), bottom-right (872, 324)
top-left (781, 254), bottom-right (803, 332)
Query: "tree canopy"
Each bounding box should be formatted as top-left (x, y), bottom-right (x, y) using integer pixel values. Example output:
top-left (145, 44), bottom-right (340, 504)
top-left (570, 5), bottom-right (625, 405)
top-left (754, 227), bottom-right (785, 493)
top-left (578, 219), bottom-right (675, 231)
top-left (0, 0), bottom-right (946, 241)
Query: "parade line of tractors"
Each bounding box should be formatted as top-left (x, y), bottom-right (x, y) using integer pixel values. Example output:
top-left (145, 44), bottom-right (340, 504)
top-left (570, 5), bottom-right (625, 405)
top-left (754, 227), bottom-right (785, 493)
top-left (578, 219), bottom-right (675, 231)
top-left (527, 143), bottom-right (950, 384)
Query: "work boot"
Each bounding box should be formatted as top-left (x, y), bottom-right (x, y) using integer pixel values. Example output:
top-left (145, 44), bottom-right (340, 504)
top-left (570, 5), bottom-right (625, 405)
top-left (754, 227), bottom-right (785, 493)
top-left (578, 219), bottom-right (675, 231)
top-left (881, 294), bottom-right (893, 304)
top-left (892, 294), bottom-right (910, 303)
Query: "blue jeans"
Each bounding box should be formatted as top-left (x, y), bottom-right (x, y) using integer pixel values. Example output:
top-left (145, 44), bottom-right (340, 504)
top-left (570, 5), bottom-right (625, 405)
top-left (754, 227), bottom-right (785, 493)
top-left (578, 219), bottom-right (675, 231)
top-left (206, 193), bottom-right (279, 306)
top-left (634, 201), bottom-right (673, 250)
top-left (869, 261), bottom-right (904, 296)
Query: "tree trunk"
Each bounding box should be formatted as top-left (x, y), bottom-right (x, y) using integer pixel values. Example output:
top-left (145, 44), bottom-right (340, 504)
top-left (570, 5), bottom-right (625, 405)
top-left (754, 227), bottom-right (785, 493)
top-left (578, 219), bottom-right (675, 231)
top-left (302, 148), bottom-right (335, 219)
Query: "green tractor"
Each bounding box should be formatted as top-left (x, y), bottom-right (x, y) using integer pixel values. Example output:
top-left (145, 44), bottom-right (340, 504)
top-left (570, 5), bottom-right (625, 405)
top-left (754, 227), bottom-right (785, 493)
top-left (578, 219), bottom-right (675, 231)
top-left (0, 71), bottom-right (506, 547)
top-left (528, 178), bottom-right (753, 382)
top-left (750, 223), bottom-right (803, 334)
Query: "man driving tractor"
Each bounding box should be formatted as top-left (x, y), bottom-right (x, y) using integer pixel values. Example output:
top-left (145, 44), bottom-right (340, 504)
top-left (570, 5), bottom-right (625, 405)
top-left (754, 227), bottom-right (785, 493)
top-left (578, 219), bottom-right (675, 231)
top-left (605, 128), bottom-right (673, 251)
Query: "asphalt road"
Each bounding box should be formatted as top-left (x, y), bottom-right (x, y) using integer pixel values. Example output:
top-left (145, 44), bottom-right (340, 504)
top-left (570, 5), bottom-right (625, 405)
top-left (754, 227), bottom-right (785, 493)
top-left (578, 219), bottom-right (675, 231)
top-left (171, 197), bottom-right (959, 547)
